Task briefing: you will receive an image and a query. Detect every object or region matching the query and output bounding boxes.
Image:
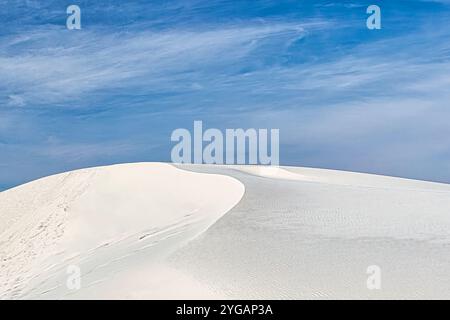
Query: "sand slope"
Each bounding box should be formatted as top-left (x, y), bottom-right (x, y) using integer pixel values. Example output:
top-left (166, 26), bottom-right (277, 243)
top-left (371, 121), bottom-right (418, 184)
top-left (0, 163), bottom-right (244, 299)
top-left (1, 163), bottom-right (450, 299)
top-left (171, 165), bottom-right (450, 299)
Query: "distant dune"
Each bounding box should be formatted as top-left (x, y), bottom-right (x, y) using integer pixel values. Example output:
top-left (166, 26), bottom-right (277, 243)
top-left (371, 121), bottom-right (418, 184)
top-left (1, 163), bottom-right (450, 299)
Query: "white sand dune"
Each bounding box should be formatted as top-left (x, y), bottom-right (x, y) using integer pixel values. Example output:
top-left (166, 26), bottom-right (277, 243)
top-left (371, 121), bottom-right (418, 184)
top-left (1, 162), bottom-right (450, 299)
top-left (0, 163), bottom-right (244, 299)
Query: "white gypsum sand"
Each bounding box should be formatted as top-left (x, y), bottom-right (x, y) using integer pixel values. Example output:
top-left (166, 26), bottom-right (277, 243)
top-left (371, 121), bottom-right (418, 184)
top-left (1, 162), bottom-right (450, 299)
top-left (0, 163), bottom-right (244, 299)
top-left (170, 164), bottom-right (450, 299)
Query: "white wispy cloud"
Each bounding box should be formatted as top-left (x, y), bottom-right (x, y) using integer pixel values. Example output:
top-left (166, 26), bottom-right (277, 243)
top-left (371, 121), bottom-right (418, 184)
top-left (0, 21), bottom-right (327, 108)
top-left (1, 0), bottom-right (450, 187)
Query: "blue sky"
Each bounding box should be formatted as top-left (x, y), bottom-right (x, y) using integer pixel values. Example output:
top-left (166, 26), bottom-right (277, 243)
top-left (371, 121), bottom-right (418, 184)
top-left (1, 0), bottom-right (450, 190)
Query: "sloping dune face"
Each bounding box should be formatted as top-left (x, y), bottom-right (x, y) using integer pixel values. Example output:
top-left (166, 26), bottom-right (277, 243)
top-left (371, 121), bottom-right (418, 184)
top-left (171, 165), bottom-right (450, 299)
top-left (0, 163), bottom-right (244, 299)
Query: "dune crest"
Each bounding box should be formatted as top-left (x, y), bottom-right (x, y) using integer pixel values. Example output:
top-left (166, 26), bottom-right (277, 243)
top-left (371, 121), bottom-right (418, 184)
top-left (0, 163), bottom-right (244, 299)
